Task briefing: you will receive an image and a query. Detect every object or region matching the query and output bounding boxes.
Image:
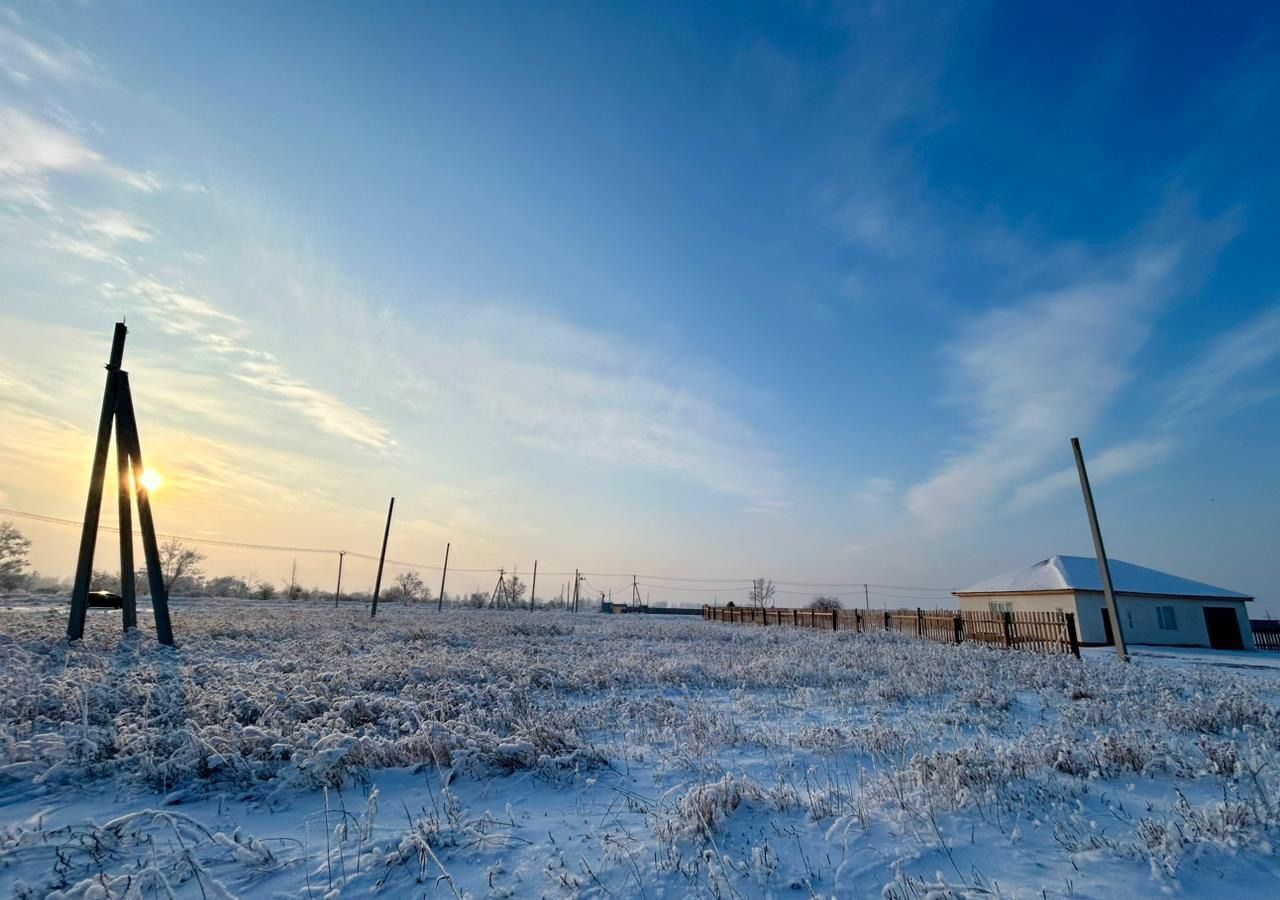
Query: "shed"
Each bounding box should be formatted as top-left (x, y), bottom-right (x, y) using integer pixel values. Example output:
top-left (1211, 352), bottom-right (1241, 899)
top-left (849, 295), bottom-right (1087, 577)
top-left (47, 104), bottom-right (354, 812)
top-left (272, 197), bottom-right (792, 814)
top-left (953, 556), bottom-right (1255, 650)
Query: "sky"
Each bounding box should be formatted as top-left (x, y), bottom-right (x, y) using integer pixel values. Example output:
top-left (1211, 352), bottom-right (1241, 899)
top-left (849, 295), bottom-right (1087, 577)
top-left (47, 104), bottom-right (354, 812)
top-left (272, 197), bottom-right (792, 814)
top-left (1, 1), bottom-right (1278, 611)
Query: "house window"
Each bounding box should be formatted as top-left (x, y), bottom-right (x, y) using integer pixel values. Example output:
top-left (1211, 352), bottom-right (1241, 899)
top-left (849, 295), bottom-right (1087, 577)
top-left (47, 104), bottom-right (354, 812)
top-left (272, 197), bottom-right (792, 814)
top-left (1157, 606), bottom-right (1177, 631)
top-left (989, 601), bottom-right (1013, 614)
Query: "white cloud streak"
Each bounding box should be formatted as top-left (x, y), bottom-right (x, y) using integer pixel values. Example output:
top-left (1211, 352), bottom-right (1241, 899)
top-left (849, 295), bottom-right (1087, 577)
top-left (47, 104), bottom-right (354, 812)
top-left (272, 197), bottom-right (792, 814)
top-left (0, 21), bottom-right (94, 85)
top-left (1007, 437), bottom-right (1175, 510)
top-left (0, 107), bottom-right (158, 206)
top-left (1165, 304), bottom-right (1280, 419)
top-left (904, 249), bottom-right (1179, 532)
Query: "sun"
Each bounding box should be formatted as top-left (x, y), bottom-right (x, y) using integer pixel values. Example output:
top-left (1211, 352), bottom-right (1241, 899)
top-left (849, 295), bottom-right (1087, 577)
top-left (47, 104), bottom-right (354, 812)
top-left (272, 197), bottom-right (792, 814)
top-left (138, 469), bottom-right (164, 492)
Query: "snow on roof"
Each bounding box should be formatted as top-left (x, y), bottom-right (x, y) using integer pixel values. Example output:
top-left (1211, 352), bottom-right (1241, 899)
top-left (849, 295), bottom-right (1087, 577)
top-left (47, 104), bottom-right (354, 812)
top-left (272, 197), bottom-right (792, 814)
top-left (956, 555), bottom-right (1252, 600)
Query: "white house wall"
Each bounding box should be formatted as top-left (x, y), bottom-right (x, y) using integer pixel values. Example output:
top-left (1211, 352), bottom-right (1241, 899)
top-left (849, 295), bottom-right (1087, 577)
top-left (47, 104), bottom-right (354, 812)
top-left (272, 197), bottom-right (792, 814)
top-left (957, 591), bottom-right (1255, 649)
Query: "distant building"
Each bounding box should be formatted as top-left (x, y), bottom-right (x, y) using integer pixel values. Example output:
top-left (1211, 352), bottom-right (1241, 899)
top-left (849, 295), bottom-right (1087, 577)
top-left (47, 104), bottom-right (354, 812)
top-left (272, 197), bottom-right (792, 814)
top-left (954, 556), bottom-right (1254, 650)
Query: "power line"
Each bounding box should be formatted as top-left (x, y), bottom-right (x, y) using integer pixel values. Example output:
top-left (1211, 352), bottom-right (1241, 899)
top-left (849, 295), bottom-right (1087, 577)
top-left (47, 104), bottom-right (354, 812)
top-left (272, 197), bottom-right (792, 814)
top-left (1, 505), bottom-right (960, 593)
top-left (0, 506), bottom-right (500, 573)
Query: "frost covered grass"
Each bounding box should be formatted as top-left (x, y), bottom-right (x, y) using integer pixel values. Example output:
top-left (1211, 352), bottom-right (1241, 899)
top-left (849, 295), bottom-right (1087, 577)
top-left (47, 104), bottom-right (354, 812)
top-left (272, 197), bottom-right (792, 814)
top-left (2, 601), bottom-right (1279, 897)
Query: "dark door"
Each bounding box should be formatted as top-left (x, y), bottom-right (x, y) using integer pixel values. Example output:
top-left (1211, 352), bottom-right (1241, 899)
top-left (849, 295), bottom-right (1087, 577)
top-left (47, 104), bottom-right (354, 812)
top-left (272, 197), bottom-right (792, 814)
top-left (1100, 609), bottom-right (1115, 645)
top-left (1203, 607), bottom-right (1244, 650)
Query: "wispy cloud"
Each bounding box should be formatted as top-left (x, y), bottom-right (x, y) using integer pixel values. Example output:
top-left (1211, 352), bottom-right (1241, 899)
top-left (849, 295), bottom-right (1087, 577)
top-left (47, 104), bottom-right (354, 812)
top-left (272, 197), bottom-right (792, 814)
top-left (233, 359), bottom-right (395, 451)
top-left (300, 296), bottom-right (787, 503)
top-left (1165, 304), bottom-right (1280, 420)
top-left (904, 248), bottom-right (1180, 532)
top-left (80, 208), bottom-right (154, 243)
top-left (0, 19), bottom-right (95, 86)
top-left (0, 106), bottom-right (158, 206)
top-left (1008, 437), bottom-right (1175, 510)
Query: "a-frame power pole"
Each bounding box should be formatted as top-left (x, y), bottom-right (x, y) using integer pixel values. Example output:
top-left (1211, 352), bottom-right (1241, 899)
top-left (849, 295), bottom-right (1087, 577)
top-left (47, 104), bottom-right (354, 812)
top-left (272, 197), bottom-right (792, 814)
top-left (66, 323), bottom-right (174, 645)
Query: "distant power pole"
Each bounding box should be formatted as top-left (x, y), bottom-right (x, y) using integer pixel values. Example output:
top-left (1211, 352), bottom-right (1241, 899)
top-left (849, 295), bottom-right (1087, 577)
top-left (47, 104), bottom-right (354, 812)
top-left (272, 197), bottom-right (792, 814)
top-left (370, 497), bottom-right (395, 619)
top-left (437, 542), bottom-right (449, 612)
top-left (530, 560), bottom-right (537, 612)
top-left (864, 583), bottom-right (870, 611)
top-left (1072, 437), bottom-right (1128, 662)
top-left (333, 551), bottom-right (345, 608)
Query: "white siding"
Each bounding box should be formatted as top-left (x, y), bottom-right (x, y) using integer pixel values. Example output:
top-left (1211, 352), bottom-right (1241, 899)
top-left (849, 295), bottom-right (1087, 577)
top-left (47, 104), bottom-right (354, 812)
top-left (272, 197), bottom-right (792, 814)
top-left (957, 591), bottom-right (1255, 649)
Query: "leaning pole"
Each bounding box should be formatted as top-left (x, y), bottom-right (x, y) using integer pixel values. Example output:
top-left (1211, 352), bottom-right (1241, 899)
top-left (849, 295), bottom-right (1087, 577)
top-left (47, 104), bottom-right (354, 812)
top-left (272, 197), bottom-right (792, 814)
top-left (1071, 437), bottom-right (1128, 662)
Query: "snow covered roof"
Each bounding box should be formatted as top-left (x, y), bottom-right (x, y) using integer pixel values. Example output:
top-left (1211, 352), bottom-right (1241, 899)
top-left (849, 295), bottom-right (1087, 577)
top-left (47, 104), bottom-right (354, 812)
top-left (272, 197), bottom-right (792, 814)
top-left (955, 555), bottom-right (1252, 600)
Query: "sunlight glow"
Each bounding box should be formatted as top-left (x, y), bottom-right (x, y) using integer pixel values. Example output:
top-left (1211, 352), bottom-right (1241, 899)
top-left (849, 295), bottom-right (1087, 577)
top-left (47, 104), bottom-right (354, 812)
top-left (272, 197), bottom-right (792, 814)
top-left (139, 469), bottom-right (164, 492)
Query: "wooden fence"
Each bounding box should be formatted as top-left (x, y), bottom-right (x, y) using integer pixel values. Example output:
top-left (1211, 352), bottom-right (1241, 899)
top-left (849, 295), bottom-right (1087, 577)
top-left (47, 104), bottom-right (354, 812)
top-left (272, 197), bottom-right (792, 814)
top-left (703, 605), bottom-right (1080, 657)
top-left (1252, 620), bottom-right (1280, 652)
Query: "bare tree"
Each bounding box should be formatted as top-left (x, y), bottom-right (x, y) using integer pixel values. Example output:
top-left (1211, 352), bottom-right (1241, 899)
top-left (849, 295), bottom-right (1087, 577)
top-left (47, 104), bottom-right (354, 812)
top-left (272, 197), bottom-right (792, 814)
top-left (809, 595), bottom-right (842, 611)
top-left (0, 521), bottom-right (31, 591)
top-left (506, 574), bottom-right (528, 608)
top-left (159, 538), bottom-right (206, 594)
top-left (747, 577), bottom-right (775, 609)
top-left (391, 570), bottom-right (427, 605)
top-left (282, 559), bottom-right (303, 601)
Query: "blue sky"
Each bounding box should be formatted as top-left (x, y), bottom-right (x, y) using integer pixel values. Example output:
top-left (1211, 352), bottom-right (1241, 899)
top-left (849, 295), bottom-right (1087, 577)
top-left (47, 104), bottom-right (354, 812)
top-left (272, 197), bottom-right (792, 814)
top-left (1, 1), bottom-right (1278, 609)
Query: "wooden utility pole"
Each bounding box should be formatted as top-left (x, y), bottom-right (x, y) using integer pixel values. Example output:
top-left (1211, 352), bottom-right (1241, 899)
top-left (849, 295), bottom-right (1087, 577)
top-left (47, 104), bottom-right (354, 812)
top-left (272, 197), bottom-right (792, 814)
top-left (67, 323), bottom-right (173, 645)
top-left (572, 569), bottom-right (580, 612)
top-left (530, 560), bottom-right (537, 612)
top-left (370, 497), bottom-right (395, 618)
top-left (1072, 437), bottom-right (1128, 661)
top-left (437, 542), bottom-right (449, 611)
top-left (115, 413), bottom-right (136, 630)
top-left (864, 583), bottom-right (870, 612)
top-left (333, 551), bottom-right (345, 607)
top-left (631, 575), bottom-right (641, 609)
top-left (490, 569), bottom-right (507, 609)
top-left (116, 372), bottom-right (173, 645)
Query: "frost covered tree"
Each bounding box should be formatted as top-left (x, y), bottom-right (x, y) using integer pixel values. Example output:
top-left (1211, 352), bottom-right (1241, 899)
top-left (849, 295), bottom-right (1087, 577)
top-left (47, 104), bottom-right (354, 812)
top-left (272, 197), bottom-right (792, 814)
top-left (747, 578), bottom-right (775, 608)
top-left (282, 560), bottom-right (303, 601)
top-left (810, 595), bottom-right (842, 611)
top-left (254, 581), bottom-right (276, 601)
top-left (390, 571), bottom-right (429, 604)
top-left (204, 575), bottom-right (251, 598)
top-left (506, 575), bottom-right (527, 608)
top-left (0, 521), bottom-right (31, 590)
top-left (159, 538), bottom-right (205, 593)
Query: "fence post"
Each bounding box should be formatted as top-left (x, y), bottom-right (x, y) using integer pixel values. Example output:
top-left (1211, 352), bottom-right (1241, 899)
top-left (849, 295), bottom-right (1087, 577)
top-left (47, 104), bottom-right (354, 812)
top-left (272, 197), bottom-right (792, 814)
top-left (1064, 612), bottom-right (1080, 658)
top-left (1002, 611), bottom-right (1013, 648)
top-left (953, 614), bottom-right (963, 644)
top-left (916, 608), bottom-right (923, 638)
top-left (884, 610), bottom-right (890, 631)
top-left (832, 610), bottom-right (838, 631)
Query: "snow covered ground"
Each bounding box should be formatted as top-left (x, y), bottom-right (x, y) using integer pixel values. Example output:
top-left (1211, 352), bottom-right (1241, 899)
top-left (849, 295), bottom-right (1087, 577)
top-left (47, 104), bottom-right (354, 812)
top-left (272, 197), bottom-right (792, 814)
top-left (2, 600), bottom-right (1279, 898)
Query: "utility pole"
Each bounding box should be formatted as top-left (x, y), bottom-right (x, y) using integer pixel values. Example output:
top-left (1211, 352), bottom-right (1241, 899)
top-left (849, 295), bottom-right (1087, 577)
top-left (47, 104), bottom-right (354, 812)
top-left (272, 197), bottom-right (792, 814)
top-left (68, 324), bottom-right (127, 639)
top-left (67, 323), bottom-right (175, 645)
top-left (573, 569), bottom-right (580, 612)
top-left (864, 583), bottom-right (870, 612)
top-left (631, 574), bottom-right (641, 610)
top-left (491, 568), bottom-right (506, 609)
top-left (333, 550), bottom-right (345, 608)
top-left (116, 410), bottom-right (136, 630)
top-left (1072, 437), bottom-right (1128, 661)
top-left (370, 497), bottom-right (395, 618)
top-left (437, 542), bottom-right (449, 611)
top-left (530, 560), bottom-right (537, 612)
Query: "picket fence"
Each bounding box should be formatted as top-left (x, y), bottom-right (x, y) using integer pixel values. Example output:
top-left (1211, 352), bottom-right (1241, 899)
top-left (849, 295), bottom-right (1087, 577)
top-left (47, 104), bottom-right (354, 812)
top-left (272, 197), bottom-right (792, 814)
top-left (702, 604), bottom-right (1080, 657)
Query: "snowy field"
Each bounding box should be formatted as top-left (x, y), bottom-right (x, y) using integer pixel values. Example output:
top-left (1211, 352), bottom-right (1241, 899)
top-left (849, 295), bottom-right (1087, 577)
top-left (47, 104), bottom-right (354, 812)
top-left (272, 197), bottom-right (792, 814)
top-left (2, 601), bottom-right (1280, 898)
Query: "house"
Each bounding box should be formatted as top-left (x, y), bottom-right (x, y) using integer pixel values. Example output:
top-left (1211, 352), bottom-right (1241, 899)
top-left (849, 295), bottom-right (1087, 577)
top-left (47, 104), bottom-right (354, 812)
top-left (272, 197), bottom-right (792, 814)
top-left (954, 556), bottom-right (1255, 650)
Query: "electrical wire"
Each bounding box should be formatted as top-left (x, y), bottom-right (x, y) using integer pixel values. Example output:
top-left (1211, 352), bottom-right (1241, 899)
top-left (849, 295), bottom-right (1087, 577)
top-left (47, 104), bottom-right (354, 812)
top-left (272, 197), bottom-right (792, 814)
top-left (1, 505), bottom-right (961, 594)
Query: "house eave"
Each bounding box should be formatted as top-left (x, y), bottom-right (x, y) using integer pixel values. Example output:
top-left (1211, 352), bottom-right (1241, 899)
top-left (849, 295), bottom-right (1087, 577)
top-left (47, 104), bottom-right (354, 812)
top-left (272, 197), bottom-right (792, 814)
top-left (953, 589), bottom-right (1253, 602)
